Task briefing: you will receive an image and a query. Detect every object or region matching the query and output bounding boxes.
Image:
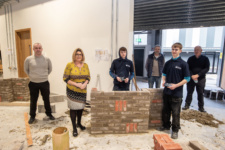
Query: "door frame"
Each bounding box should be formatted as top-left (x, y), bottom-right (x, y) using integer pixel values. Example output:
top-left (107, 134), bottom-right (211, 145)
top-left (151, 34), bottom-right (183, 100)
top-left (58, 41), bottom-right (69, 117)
top-left (133, 47), bottom-right (145, 77)
top-left (15, 28), bottom-right (32, 77)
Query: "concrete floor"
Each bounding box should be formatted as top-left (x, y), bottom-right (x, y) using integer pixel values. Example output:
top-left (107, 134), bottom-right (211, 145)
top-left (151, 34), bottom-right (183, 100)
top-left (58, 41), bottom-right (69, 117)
top-left (0, 74), bottom-right (225, 150)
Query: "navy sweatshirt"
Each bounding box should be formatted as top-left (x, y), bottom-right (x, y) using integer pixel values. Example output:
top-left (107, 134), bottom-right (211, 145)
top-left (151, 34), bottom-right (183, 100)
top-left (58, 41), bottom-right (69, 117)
top-left (187, 55), bottom-right (210, 80)
top-left (109, 55), bottom-right (134, 85)
top-left (162, 57), bottom-right (190, 98)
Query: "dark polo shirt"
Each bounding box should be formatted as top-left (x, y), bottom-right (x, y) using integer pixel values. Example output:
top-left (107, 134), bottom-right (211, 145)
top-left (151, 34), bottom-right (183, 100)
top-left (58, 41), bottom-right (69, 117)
top-left (162, 57), bottom-right (190, 98)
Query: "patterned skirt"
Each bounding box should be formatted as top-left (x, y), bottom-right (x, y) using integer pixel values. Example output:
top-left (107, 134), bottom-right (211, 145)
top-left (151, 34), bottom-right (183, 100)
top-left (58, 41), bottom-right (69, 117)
top-left (66, 87), bottom-right (86, 110)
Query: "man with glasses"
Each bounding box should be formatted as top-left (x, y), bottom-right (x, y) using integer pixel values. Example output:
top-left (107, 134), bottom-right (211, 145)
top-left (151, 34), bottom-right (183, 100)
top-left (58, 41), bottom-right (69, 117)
top-left (24, 43), bottom-right (55, 124)
top-left (182, 46), bottom-right (210, 112)
top-left (158, 42), bottom-right (190, 139)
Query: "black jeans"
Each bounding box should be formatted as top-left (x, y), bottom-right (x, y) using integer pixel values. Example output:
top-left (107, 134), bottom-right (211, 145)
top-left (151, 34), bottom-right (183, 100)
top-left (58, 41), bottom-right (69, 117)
top-left (162, 94), bottom-right (182, 132)
top-left (185, 78), bottom-right (206, 108)
top-left (113, 84), bottom-right (129, 91)
top-left (29, 81), bottom-right (52, 118)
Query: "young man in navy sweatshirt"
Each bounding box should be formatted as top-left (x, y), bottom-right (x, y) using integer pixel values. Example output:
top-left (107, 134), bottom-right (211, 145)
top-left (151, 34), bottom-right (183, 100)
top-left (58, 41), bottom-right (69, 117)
top-left (158, 42), bottom-right (190, 139)
top-left (109, 47), bottom-right (134, 91)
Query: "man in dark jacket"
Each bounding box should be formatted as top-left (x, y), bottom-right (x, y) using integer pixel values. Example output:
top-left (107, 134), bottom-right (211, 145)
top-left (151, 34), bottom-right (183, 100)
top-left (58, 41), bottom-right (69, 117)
top-left (182, 46), bottom-right (210, 112)
top-left (145, 45), bottom-right (165, 88)
top-left (109, 47), bottom-right (134, 91)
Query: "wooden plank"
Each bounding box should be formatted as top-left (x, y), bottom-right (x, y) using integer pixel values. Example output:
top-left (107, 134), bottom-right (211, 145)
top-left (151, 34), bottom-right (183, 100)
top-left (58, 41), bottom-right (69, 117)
top-left (24, 112), bottom-right (33, 147)
top-left (189, 141), bottom-right (207, 150)
top-left (0, 102), bottom-right (31, 106)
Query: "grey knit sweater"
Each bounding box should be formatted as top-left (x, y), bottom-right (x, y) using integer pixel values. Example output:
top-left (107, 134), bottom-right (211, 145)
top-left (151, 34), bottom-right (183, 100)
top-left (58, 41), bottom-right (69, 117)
top-left (24, 55), bottom-right (52, 83)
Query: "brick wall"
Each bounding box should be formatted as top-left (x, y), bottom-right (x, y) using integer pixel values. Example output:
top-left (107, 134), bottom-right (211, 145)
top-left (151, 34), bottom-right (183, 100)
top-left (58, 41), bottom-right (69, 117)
top-left (0, 79), bottom-right (13, 102)
top-left (91, 91), bottom-right (150, 134)
top-left (0, 78), bottom-right (30, 102)
top-left (142, 88), bottom-right (163, 128)
top-left (12, 78), bottom-right (30, 101)
top-left (90, 88), bottom-right (164, 134)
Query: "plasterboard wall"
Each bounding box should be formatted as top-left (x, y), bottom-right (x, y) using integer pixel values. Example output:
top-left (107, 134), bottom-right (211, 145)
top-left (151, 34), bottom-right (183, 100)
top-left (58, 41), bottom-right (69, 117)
top-left (0, 0), bottom-right (134, 100)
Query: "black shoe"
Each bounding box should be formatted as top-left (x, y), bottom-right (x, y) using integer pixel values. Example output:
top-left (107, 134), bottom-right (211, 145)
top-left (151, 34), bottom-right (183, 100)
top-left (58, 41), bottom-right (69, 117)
top-left (171, 132), bottom-right (178, 139)
top-left (28, 117), bottom-right (35, 124)
top-left (157, 126), bottom-right (170, 131)
top-left (48, 115), bottom-right (55, 120)
top-left (73, 129), bottom-right (78, 137)
top-left (182, 105), bottom-right (189, 110)
top-left (199, 108), bottom-right (206, 112)
top-left (77, 124), bottom-right (86, 130)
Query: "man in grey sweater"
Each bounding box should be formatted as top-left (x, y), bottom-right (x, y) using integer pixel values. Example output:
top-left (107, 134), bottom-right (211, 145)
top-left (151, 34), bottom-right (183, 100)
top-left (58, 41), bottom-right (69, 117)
top-left (24, 43), bottom-right (55, 124)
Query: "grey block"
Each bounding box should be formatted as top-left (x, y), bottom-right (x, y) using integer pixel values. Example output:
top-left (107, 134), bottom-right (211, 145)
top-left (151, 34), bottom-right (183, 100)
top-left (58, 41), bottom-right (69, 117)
top-left (38, 104), bottom-right (56, 113)
top-left (50, 95), bottom-right (64, 103)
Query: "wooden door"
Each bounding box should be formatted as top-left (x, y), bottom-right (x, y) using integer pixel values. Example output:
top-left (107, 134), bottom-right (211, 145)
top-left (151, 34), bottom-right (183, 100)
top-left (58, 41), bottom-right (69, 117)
top-left (15, 28), bottom-right (32, 77)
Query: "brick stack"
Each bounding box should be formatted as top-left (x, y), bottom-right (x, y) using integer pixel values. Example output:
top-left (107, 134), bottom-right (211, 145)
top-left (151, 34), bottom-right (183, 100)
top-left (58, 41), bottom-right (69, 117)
top-left (0, 79), bottom-right (13, 102)
top-left (153, 134), bottom-right (182, 150)
top-left (12, 78), bottom-right (30, 101)
top-left (142, 88), bottom-right (163, 128)
top-left (91, 91), bottom-right (150, 134)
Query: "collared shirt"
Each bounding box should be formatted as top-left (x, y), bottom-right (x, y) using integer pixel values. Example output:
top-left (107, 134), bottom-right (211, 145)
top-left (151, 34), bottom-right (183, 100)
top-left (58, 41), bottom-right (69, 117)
top-left (162, 57), bottom-right (190, 98)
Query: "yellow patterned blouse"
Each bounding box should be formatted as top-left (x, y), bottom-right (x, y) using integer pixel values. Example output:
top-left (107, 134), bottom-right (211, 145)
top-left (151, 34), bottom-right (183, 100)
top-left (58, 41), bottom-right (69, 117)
top-left (63, 62), bottom-right (90, 94)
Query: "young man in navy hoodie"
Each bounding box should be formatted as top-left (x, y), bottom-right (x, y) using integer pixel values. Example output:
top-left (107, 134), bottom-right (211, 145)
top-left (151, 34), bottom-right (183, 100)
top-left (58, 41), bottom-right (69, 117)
top-left (158, 42), bottom-right (190, 139)
top-left (109, 47), bottom-right (134, 91)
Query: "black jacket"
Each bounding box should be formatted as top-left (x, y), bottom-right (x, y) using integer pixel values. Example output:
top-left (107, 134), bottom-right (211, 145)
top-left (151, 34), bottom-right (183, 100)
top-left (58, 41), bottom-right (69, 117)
top-left (145, 53), bottom-right (165, 77)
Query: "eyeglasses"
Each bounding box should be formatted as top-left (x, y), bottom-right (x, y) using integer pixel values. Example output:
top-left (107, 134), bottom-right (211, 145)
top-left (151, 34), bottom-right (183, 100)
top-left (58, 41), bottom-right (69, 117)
top-left (75, 54), bottom-right (83, 56)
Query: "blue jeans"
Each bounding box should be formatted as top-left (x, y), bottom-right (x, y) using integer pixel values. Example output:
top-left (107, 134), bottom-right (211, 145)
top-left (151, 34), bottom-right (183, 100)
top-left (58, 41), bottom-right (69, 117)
top-left (148, 76), bottom-right (161, 88)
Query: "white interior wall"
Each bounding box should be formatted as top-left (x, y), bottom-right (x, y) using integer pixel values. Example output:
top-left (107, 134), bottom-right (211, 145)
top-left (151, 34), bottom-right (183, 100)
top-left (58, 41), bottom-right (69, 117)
top-left (0, 0), bottom-right (134, 100)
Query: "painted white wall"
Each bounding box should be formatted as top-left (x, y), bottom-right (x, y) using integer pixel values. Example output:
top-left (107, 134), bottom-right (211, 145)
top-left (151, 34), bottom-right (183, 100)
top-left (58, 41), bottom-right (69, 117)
top-left (0, 0), bottom-right (134, 100)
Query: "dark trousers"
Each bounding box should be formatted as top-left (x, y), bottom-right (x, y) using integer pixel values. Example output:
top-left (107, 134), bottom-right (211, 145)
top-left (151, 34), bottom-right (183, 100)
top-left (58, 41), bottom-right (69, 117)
top-left (29, 81), bottom-right (52, 118)
top-left (185, 78), bottom-right (206, 108)
top-left (113, 84), bottom-right (129, 91)
top-left (162, 94), bottom-right (182, 132)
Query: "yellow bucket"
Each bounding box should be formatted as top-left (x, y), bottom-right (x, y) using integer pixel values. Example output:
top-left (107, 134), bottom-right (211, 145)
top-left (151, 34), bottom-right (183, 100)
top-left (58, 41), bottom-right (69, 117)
top-left (52, 127), bottom-right (69, 150)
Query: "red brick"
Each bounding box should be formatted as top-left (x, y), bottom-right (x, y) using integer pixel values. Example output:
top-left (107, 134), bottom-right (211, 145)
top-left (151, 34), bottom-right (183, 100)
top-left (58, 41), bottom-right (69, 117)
top-left (17, 97), bottom-right (23, 99)
top-left (153, 134), bottom-right (174, 150)
top-left (16, 83), bottom-right (22, 86)
top-left (151, 120), bottom-right (161, 124)
top-left (152, 100), bottom-right (162, 103)
top-left (123, 100), bottom-right (127, 111)
top-left (160, 143), bottom-right (182, 150)
top-left (119, 100), bottom-right (123, 111)
top-left (115, 101), bottom-right (119, 111)
top-left (126, 123), bottom-right (130, 133)
top-left (134, 123), bottom-right (137, 132)
top-left (130, 123), bottom-right (134, 132)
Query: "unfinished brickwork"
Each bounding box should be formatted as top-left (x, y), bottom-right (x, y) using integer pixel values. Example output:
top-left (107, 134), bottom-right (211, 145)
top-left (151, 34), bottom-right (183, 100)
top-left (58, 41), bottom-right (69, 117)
top-left (0, 78), bottom-right (30, 102)
top-left (91, 91), bottom-right (150, 134)
top-left (142, 88), bottom-right (163, 128)
top-left (91, 88), bottom-right (164, 134)
top-left (12, 78), bottom-right (30, 101)
top-left (0, 79), bottom-right (14, 102)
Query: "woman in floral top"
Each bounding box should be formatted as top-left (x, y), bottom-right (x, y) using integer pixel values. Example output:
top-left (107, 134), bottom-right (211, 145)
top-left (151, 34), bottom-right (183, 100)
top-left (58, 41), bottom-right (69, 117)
top-left (63, 48), bottom-right (90, 137)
